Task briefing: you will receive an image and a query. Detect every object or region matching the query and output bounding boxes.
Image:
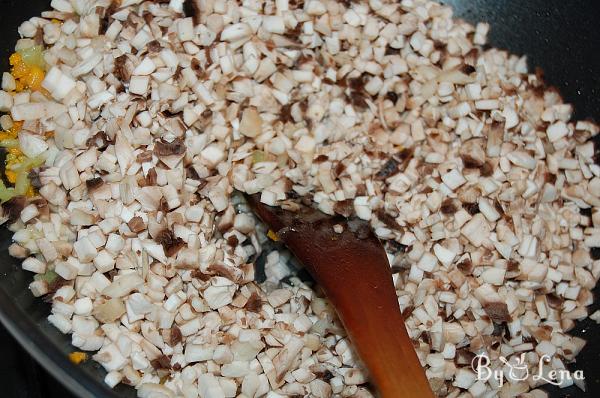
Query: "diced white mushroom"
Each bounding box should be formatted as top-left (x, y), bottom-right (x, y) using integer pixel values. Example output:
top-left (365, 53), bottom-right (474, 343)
top-left (441, 169), bottom-right (466, 190)
top-left (0, 90), bottom-right (13, 112)
top-left (29, 280), bottom-right (48, 297)
top-left (417, 252), bottom-right (438, 272)
top-left (198, 373), bottom-right (226, 398)
top-left (73, 237), bottom-right (97, 263)
top-left (55, 260), bottom-right (78, 280)
top-left (547, 121), bottom-right (569, 142)
top-left (102, 272), bottom-right (144, 298)
top-left (48, 313), bottom-right (72, 334)
top-left (506, 151), bottom-right (536, 170)
top-left (133, 58), bottom-right (156, 76)
top-left (185, 344), bottom-right (216, 363)
top-left (433, 244), bottom-right (456, 267)
top-left (129, 76), bottom-right (150, 96)
top-left (93, 343), bottom-right (128, 372)
top-left (204, 285), bottom-right (235, 309)
top-left (2, 73), bottom-right (16, 91)
top-left (20, 204), bottom-right (39, 223)
top-left (42, 67), bottom-right (76, 100)
top-left (263, 16), bottom-right (286, 34)
top-left (11, 102), bottom-right (67, 121)
top-left (461, 214), bottom-right (491, 247)
top-left (481, 267), bottom-right (506, 285)
top-left (221, 23), bottom-right (252, 42)
top-left (22, 257), bottom-right (46, 273)
top-left (177, 17), bottom-right (195, 41)
top-left (239, 107), bottom-right (263, 138)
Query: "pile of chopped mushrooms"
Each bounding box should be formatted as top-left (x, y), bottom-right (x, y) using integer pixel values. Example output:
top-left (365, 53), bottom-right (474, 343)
top-left (0, 0), bottom-right (599, 397)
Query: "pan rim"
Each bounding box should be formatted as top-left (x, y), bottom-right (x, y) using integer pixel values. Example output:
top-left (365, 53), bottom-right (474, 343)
top-left (0, 286), bottom-right (121, 398)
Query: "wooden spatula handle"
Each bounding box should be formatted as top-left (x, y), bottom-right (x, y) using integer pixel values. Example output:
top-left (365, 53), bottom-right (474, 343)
top-left (247, 195), bottom-right (434, 397)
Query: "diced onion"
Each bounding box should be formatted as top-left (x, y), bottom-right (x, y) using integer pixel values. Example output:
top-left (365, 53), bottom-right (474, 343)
top-left (0, 180), bottom-right (16, 202)
top-left (0, 138), bottom-right (19, 148)
top-left (15, 154), bottom-right (46, 171)
top-left (34, 269), bottom-right (59, 284)
top-left (15, 169), bottom-right (30, 195)
top-left (252, 150), bottom-right (268, 164)
top-left (17, 45), bottom-right (46, 69)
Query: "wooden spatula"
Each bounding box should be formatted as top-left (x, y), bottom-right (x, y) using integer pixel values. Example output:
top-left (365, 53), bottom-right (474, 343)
top-left (245, 194), bottom-right (434, 398)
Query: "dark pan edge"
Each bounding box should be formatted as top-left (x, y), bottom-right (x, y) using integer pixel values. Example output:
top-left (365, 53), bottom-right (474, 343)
top-left (0, 287), bottom-right (120, 398)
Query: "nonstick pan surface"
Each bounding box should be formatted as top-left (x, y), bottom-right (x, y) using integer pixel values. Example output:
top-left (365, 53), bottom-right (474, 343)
top-left (0, 1), bottom-right (598, 397)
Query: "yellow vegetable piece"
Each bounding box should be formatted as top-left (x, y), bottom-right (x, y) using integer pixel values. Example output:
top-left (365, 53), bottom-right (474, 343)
top-left (0, 121), bottom-right (30, 188)
top-left (0, 180), bottom-right (16, 202)
top-left (10, 54), bottom-right (28, 79)
top-left (9, 50), bottom-right (46, 92)
top-left (68, 352), bottom-right (88, 365)
top-left (9, 52), bottom-right (22, 67)
top-left (25, 66), bottom-right (45, 91)
top-left (1, 49), bottom-right (44, 198)
top-left (15, 166), bottom-right (33, 195)
top-left (5, 170), bottom-right (16, 184)
top-left (252, 150), bottom-right (268, 164)
top-left (11, 121), bottom-right (24, 134)
top-left (0, 139), bottom-right (19, 149)
top-left (267, 230), bottom-right (279, 241)
top-left (17, 154), bottom-right (46, 171)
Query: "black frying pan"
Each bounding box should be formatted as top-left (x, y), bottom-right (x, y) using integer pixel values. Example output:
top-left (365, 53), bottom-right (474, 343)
top-left (0, 0), bottom-right (598, 397)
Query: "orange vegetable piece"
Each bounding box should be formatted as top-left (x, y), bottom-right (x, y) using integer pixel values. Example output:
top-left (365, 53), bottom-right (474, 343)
top-left (266, 229), bottom-right (279, 241)
top-left (9, 52), bottom-right (22, 66)
top-left (5, 170), bottom-right (16, 184)
top-left (25, 66), bottom-right (45, 91)
top-left (68, 351), bottom-right (88, 365)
